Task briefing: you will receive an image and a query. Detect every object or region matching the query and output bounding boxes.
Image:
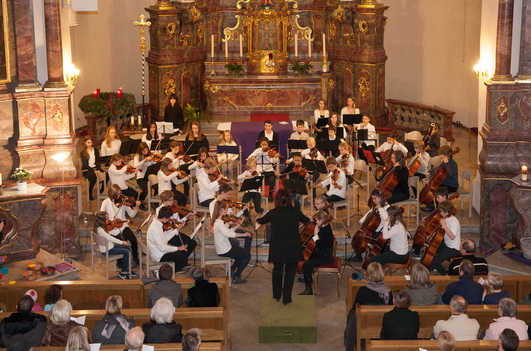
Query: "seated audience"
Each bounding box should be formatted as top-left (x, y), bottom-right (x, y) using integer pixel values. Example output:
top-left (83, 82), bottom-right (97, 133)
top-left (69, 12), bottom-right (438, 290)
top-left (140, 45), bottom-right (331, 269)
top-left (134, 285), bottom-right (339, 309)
top-left (186, 267), bottom-right (220, 307)
top-left (441, 260), bottom-right (483, 305)
top-left (142, 297), bottom-right (183, 343)
top-left (24, 289), bottom-right (43, 312)
top-left (5, 336), bottom-right (34, 351)
top-left (483, 272), bottom-right (511, 305)
top-left (42, 300), bottom-right (82, 346)
top-left (437, 331), bottom-right (456, 351)
top-left (65, 326), bottom-right (90, 351)
top-left (404, 263), bottom-right (438, 305)
top-left (92, 295), bottom-right (135, 345)
top-left (447, 239), bottom-right (488, 275)
top-left (125, 327), bottom-right (145, 351)
top-left (0, 296), bottom-right (47, 347)
top-left (434, 295), bottom-right (480, 341)
top-left (499, 328), bottom-right (520, 351)
top-left (484, 298), bottom-right (529, 341)
top-left (44, 284), bottom-right (72, 311)
top-left (183, 328), bottom-right (202, 351)
top-left (147, 263), bottom-right (183, 308)
top-left (380, 290), bottom-right (419, 340)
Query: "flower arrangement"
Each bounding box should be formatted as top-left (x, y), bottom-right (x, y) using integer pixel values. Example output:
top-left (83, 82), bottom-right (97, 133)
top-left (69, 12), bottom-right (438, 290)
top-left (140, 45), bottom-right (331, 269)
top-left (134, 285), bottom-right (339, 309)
top-left (12, 168), bottom-right (33, 183)
top-left (290, 60), bottom-right (312, 76)
top-left (78, 92), bottom-right (136, 118)
top-left (225, 59), bottom-right (245, 77)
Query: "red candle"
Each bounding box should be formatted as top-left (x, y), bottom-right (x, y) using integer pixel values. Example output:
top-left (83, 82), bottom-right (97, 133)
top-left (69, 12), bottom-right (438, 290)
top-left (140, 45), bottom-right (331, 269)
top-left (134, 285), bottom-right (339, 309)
top-left (96, 88), bottom-right (101, 95)
top-left (118, 87), bottom-right (123, 93)
top-left (93, 90), bottom-right (98, 98)
top-left (117, 90), bottom-right (122, 98)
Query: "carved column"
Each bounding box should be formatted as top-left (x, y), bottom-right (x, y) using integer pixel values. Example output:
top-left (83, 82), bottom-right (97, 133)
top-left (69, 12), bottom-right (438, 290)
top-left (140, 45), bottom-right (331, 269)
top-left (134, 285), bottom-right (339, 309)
top-left (13, 0), bottom-right (41, 91)
top-left (492, 0), bottom-right (514, 81)
top-left (517, 0), bottom-right (531, 79)
top-left (43, 0), bottom-right (66, 89)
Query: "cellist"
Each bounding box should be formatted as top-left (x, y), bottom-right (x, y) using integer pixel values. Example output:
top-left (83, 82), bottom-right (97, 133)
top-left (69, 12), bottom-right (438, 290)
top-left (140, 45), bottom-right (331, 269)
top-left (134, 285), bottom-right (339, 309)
top-left (426, 200), bottom-right (461, 275)
top-left (375, 130), bottom-right (408, 155)
top-left (409, 141), bottom-right (430, 181)
top-left (367, 205), bottom-right (409, 266)
top-left (385, 151), bottom-right (409, 204)
top-left (298, 210), bottom-right (335, 296)
top-left (422, 146), bottom-right (459, 212)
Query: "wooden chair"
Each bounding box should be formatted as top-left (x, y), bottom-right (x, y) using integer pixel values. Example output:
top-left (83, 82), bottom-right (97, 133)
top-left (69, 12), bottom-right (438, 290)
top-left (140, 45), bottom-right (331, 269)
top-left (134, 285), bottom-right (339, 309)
top-left (90, 231), bottom-right (131, 279)
top-left (383, 254), bottom-right (412, 276)
top-left (313, 241), bottom-right (342, 296)
top-left (137, 240), bottom-right (175, 278)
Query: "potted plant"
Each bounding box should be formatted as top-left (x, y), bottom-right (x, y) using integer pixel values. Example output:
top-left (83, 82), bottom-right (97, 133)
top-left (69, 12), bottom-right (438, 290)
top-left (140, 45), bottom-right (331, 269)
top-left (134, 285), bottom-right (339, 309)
top-left (12, 168), bottom-right (33, 191)
top-left (184, 103), bottom-right (211, 126)
top-left (225, 59), bottom-right (245, 77)
top-left (291, 60), bottom-right (312, 76)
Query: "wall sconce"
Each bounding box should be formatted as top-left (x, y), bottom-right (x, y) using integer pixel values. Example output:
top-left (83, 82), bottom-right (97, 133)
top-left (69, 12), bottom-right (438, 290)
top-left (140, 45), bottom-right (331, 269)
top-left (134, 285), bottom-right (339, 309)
top-left (473, 61), bottom-right (489, 80)
top-left (65, 63), bottom-right (80, 87)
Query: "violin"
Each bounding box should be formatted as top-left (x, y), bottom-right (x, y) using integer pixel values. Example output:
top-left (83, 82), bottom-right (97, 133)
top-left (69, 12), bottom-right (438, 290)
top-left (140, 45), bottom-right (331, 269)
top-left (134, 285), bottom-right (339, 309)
top-left (293, 165), bottom-right (308, 177)
top-left (331, 169), bottom-right (341, 189)
top-left (208, 170), bottom-right (233, 185)
top-left (340, 153), bottom-right (350, 170)
top-left (169, 167), bottom-right (187, 179)
top-left (105, 219), bottom-right (128, 231)
top-left (180, 153), bottom-right (196, 163)
top-left (113, 195), bottom-right (136, 208)
top-left (422, 123), bottom-right (436, 149)
top-left (250, 170), bottom-right (260, 177)
top-left (297, 214), bottom-right (334, 273)
top-left (418, 147), bottom-right (461, 205)
top-left (162, 221), bottom-right (180, 231)
top-left (308, 148), bottom-right (319, 160)
top-left (223, 200), bottom-right (253, 210)
top-left (265, 148), bottom-right (283, 159)
top-left (168, 203), bottom-right (195, 217)
top-left (152, 154), bottom-right (163, 163)
top-left (116, 162), bottom-right (136, 174)
top-left (221, 214), bottom-right (239, 223)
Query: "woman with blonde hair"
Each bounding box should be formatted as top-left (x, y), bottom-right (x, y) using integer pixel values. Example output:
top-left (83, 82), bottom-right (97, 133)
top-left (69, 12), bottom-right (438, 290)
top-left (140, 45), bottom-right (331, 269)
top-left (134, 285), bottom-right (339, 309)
top-left (65, 326), bottom-right (90, 351)
top-left (217, 130), bottom-right (239, 179)
top-left (101, 125), bottom-right (122, 156)
top-left (42, 300), bottom-right (81, 346)
top-left (92, 295), bottom-right (135, 344)
top-left (437, 331), bottom-right (456, 351)
top-left (185, 121), bottom-right (209, 155)
top-left (405, 263), bottom-right (438, 305)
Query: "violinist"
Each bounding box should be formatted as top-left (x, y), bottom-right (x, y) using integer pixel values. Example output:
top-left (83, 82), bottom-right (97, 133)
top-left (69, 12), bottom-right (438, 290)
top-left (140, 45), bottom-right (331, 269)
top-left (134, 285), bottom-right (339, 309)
top-left (279, 153), bottom-right (309, 209)
top-left (310, 157), bottom-right (347, 203)
top-left (197, 158), bottom-right (223, 207)
top-left (289, 137), bottom-right (323, 187)
top-left (188, 146), bottom-right (209, 177)
top-left (385, 150), bottom-right (409, 204)
top-left (147, 206), bottom-right (190, 274)
top-left (409, 141), bottom-right (430, 180)
top-left (142, 122), bottom-right (161, 150)
top-left (80, 135), bottom-right (105, 201)
top-left (237, 161), bottom-right (264, 216)
top-left (165, 141), bottom-right (187, 170)
top-left (422, 146), bottom-right (459, 212)
top-left (94, 211), bottom-right (133, 279)
top-left (247, 137), bottom-right (278, 201)
top-left (134, 142), bottom-right (155, 210)
top-left (425, 123), bottom-right (441, 158)
top-left (298, 210), bottom-right (335, 295)
top-left (100, 184), bottom-right (141, 267)
top-left (217, 130), bottom-right (239, 179)
top-left (108, 153), bottom-right (139, 200)
top-left (185, 121), bottom-right (209, 155)
top-left (157, 158), bottom-right (191, 206)
top-left (212, 201), bottom-right (252, 284)
top-left (426, 200), bottom-right (461, 275)
top-left (258, 120), bottom-right (279, 144)
top-left (375, 130), bottom-right (408, 155)
top-left (336, 142), bottom-right (355, 183)
top-left (367, 206), bottom-right (409, 266)
top-left (328, 113), bottom-right (347, 140)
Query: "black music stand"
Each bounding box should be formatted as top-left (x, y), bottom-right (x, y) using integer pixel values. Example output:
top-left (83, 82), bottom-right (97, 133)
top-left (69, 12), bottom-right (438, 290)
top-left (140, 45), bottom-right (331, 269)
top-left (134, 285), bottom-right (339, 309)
top-left (281, 178), bottom-right (308, 196)
top-left (239, 176), bottom-right (264, 193)
top-left (324, 139), bottom-right (341, 158)
top-left (343, 114), bottom-right (362, 144)
top-left (302, 159), bottom-right (327, 174)
top-left (316, 117), bottom-right (329, 128)
top-left (287, 140), bottom-right (307, 151)
top-left (217, 145), bottom-right (240, 178)
top-left (363, 150), bottom-right (386, 166)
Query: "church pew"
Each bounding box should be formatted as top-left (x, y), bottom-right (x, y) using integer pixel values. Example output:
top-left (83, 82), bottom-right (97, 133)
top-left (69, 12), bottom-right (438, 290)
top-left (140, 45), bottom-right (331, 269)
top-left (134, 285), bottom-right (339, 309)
top-left (368, 340), bottom-right (531, 351)
top-left (355, 304), bottom-right (531, 351)
top-left (0, 277), bottom-right (228, 312)
top-left (0, 343), bottom-right (223, 351)
top-left (346, 275), bottom-right (527, 309)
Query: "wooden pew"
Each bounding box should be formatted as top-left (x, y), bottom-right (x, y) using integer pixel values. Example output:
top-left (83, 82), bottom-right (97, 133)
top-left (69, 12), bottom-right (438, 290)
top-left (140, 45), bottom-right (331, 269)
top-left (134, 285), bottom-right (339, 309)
top-left (0, 343), bottom-right (223, 351)
top-left (0, 278), bottom-right (228, 312)
top-left (355, 304), bottom-right (531, 351)
top-left (368, 340), bottom-right (531, 351)
top-left (346, 275), bottom-right (528, 310)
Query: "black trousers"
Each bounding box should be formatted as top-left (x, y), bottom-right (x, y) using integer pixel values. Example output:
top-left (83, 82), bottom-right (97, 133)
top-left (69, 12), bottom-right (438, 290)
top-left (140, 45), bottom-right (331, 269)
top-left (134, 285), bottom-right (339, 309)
top-left (121, 187), bottom-right (139, 201)
top-left (326, 194), bottom-right (344, 203)
top-left (219, 246), bottom-right (251, 277)
top-left (272, 262), bottom-right (297, 303)
top-left (137, 177), bottom-right (149, 201)
top-left (171, 188), bottom-right (188, 206)
top-left (160, 251), bottom-right (189, 272)
top-left (263, 171), bottom-right (276, 196)
top-left (301, 252), bottom-right (334, 283)
top-left (168, 233), bottom-right (197, 257)
top-left (82, 168), bottom-right (98, 198)
top-left (118, 227), bottom-right (139, 264)
top-left (427, 242), bottom-right (460, 275)
top-left (368, 246), bottom-right (408, 265)
top-left (242, 191), bottom-right (263, 215)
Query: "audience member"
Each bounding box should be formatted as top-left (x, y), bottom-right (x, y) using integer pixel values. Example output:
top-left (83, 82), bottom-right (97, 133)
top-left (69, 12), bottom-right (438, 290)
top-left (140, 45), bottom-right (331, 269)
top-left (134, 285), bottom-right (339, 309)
top-left (498, 328), bottom-right (520, 351)
top-left (187, 267), bottom-right (220, 307)
top-left (404, 263), bottom-right (438, 305)
top-left (182, 328), bottom-right (202, 351)
top-left (5, 336), bottom-right (33, 351)
top-left (44, 285), bottom-right (72, 311)
top-left (447, 240), bottom-right (489, 275)
top-left (142, 297), bottom-right (183, 343)
top-left (124, 327), bottom-right (144, 351)
top-left (65, 326), bottom-right (90, 351)
top-left (92, 295), bottom-right (135, 344)
top-left (434, 295), bottom-right (480, 341)
top-left (483, 272), bottom-right (511, 305)
top-left (441, 260), bottom-right (483, 305)
top-left (42, 300), bottom-right (81, 346)
top-left (484, 298), bottom-right (529, 341)
top-left (0, 296), bottom-right (47, 347)
top-left (437, 331), bottom-right (456, 351)
top-left (147, 263), bottom-right (183, 308)
top-left (25, 290), bottom-right (43, 312)
top-left (380, 290), bottom-right (419, 340)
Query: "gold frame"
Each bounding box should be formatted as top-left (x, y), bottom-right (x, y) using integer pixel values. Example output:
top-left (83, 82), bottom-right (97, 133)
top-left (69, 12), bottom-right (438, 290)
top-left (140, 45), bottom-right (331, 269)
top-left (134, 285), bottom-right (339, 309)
top-left (0, 0), bottom-right (10, 84)
top-left (0, 207), bottom-right (20, 251)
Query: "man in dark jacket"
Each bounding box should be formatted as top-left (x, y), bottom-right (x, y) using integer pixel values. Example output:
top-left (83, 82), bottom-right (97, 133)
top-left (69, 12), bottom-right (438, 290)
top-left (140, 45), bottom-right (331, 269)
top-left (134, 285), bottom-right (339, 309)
top-left (447, 240), bottom-right (489, 275)
top-left (147, 263), bottom-right (183, 308)
top-left (442, 260), bottom-right (483, 304)
top-left (0, 296), bottom-right (47, 347)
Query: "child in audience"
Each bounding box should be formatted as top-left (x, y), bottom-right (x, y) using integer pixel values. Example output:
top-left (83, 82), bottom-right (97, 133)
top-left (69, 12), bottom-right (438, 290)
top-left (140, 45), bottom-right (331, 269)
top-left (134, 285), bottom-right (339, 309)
top-left (310, 157), bottom-right (347, 202)
top-left (483, 272), bottom-right (511, 304)
top-left (257, 120), bottom-right (279, 144)
top-left (186, 267), bottom-right (220, 307)
top-left (25, 289), bottom-right (44, 312)
top-left (101, 125), bottom-right (122, 157)
top-left (237, 160), bottom-right (264, 216)
top-left (43, 285), bottom-right (73, 311)
top-left (247, 137), bottom-right (278, 200)
top-left (134, 142), bottom-right (155, 210)
top-left (217, 130), bottom-right (239, 180)
top-left (80, 135), bottom-right (106, 201)
top-left (157, 158), bottom-right (191, 206)
top-left (94, 211), bottom-right (132, 279)
top-left (197, 158), bottom-right (223, 207)
top-left (108, 153), bottom-right (139, 200)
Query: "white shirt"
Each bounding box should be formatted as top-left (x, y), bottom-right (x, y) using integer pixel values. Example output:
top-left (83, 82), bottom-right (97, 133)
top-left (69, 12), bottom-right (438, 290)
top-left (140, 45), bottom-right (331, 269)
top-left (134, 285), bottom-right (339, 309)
top-left (247, 148), bottom-right (277, 173)
top-left (237, 170), bottom-right (261, 193)
top-left (356, 122), bottom-right (376, 146)
top-left (134, 155), bottom-right (155, 179)
top-left (340, 106), bottom-right (360, 123)
top-left (433, 314), bottom-right (480, 341)
top-left (100, 198), bottom-right (137, 229)
top-left (336, 154), bottom-right (355, 175)
top-left (142, 134), bottom-right (160, 150)
top-left (289, 131), bottom-right (309, 140)
top-left (147, 219), bottom-right (179, 262)
top-left (375, 141), bottom-right (408, 155)
top-left (155, 204), bottom-right (187, 223)
top-left (359, 204), bottom-right (390, 232)
top-left (100, 139), bottom-right (121, 157)
top-left (217, 141), bottom-right (239, 163)
top-left (443, 216), bottom-right (461, 250)
top-left (382, 221), bottom-right (409, 255)
top-left (164, 151), bottom-right (183, 169)
top-left (108, 164), bottom-right (136, 190)
top-left (197, 171), bottom-right (219, 204)
top-left (96, 226), bottom-right (123, 253)
top-left (188, 160), bottom-right (204, 177)
top-left (319, 169), bottom-right (347, 199)
top-left (301, 148), bottom-right (325, 161)
top-left (263, 130), bottom-right (275, 141)
top-left (157, 170), bottom-right (189, 195)
top-left (213, 218), bottom-right (237, 255)
top-left (314, 109), bottom-right (330, 123)
top-left (88, 149), bottom-right (96, 168)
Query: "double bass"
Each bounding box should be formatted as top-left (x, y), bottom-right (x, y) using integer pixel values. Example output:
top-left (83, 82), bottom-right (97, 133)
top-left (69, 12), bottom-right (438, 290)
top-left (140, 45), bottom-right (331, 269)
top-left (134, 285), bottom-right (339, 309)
top-left (418, 147), bottom-right (460, 205)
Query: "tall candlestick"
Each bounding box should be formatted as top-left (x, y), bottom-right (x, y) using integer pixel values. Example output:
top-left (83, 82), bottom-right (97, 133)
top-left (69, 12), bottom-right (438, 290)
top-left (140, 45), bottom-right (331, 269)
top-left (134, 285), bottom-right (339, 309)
top-left (239, 34), bottom-right (243, 58)
top-left (211, 34), bottom-right (215, 59)
top-left (522, 165), bottom-right (528, 181)
top-left (308, 36), bottom-right (312, 58)
top-left (322, 33), bottom-right (326, 57)
top-left (138, 114), bottom-right (142, 126)
top-left (131, 116), bottom-right (135, 125)
top-left (295, 34), bottom-right (298, 58)
top-left (224, 36), bottom-right (229, 59)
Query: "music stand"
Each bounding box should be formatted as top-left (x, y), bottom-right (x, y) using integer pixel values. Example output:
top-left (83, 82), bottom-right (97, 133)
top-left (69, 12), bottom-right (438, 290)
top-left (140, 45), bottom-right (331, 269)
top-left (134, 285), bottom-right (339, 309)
top-left (316, 117), bottom-right (329, 128)
top-left (239, 176), bottom-right (264, 193)
top-left (217, 145), bottom-right (240, 178)
top-left (357, 129), bottom-right (368, 142)
top-left (343, 114), bottom-right (362, 145)
top-left (287, 140), bottom-right (307, 151)
top-left (302, 159), bottom-right (327, 174)
top-left (281, 178), bottom-right (308, 195)
top-left (363, 150), bottom-right (386, 166)
top-left (156, 122), bottom-right (174, 137)
top-left (324, 139), bottom-right (341, 158)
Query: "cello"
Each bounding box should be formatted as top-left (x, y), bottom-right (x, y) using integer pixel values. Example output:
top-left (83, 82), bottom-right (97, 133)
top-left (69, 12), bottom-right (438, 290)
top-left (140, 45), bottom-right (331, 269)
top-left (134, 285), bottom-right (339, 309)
top-left (351, 195), bottom-right (384, 254)
top-left (405, 152), bottom-right (421, 176)
top-left (368, 165), bottom-right (398, 207)
top-left (297, 213), bottom-right (334, 273)
top-left (418, 147), bottom-right (460, 205)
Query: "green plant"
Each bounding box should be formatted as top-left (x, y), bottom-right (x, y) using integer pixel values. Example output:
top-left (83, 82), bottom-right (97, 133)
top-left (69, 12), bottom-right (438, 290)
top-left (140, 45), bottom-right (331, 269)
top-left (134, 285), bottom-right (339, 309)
top-left (291, 60), bottom-right (312, 76)
top-left (225, 59), bottom-right (245, 77)
top-left (12, 168), bottom-right (33, 182)
top-left (78, 92), bottom-right (136, 117)
top-left (184, 103), bottom-right (211, 123)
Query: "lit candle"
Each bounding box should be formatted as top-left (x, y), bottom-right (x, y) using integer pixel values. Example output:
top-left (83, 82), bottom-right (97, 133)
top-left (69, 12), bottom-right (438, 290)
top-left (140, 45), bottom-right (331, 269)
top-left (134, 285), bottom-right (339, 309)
top-left (322, 33), bottom-right (326, 57)
top-left (93, 90), bottom-right (98, 98)
top-left (131, 116), bottom-right (135, 125)
top-left (239, 34), bottom-right (243, 58)
top-left (522, 165), bottom-right (528, 181)
top-left (117, 90), bottom-right (122, 98)
top-left (0, 173), bottom-right (2, 186)
top-left (96, 88), bottom-right (100, 95)
top-left (119, 87), bottom-right (122, 93)
top-left (211, 34), bottom-right (215, 59)
top-left (138, 114), bottom-right (142, 126)
top-left (308, 36), bottom-right (312, 58)
top-left (295, 33), bottom-right (298, 58)
top-left (224, 36), bottom-right (228, 59)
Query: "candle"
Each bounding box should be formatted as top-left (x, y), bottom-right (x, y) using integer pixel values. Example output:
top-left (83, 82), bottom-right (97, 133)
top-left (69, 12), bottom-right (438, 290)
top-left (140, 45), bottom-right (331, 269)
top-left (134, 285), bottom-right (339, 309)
top-left (131, 116), bottom-right (135, 125)
top-left (239, 34), bottom-right (243, 58)
top-left (322, 33), bottom-right (326, 57)
top-left (295, 33), bottom-right (298, 58)
top-left (138, 114), bottom-right (142, 126)
top-left (117, 90), bottom-right (122, 98)
top-left (224, 36), bottom-right (228, 59)
top-left (93, 90), bottom-right (98, 98)
top-left (97, 88), bottom-right (100, 95)
top-left (523, 165), bottom-right (528, 181)
top-left (119, 87), bottom-right (122, 93)
top-left (308, 36), bottom-right (312, 58)
top-left (211, 34), bottom-right (215, 59)
top-left (0, 173), bottom-right (2, 186)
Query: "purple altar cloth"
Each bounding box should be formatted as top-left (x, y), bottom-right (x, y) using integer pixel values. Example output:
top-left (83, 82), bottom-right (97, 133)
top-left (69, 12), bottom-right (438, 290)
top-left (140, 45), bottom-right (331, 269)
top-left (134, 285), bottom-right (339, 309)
top-left (230, 121), bottom-right (294, 160)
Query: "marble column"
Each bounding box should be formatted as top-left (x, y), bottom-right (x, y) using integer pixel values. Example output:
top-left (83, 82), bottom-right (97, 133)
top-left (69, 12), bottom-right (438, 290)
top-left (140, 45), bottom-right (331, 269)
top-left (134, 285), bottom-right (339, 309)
top-left (517, 0), bottom-right (531, 79)
top-left (43, 0), bottom-right (66, 89)
top-left (492, 0), bottom-right (514, 81)
top-left (13, 0), bottom-right (41, 91)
